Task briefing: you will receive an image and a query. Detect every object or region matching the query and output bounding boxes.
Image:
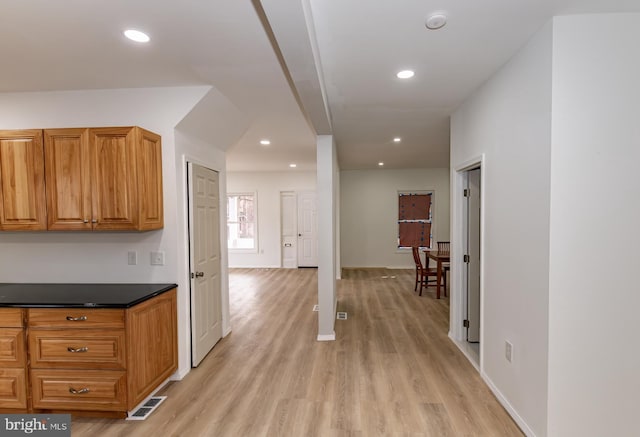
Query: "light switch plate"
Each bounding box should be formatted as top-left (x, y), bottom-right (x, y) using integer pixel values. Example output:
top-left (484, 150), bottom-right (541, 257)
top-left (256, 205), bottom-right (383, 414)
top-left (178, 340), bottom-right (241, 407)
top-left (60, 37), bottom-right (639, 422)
top-left (127, 251), bottom-right (137, 265)
top-left (150, 251), bottom-right (165, 265)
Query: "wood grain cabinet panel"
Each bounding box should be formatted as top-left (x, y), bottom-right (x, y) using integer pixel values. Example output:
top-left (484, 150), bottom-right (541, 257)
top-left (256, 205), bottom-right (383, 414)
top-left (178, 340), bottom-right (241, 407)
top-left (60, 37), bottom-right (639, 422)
top-left (44, 128), bottom-right (92, 230)
top-left (0, 368), bottom-right (27, 409)
top-left (0, 130), bottom-right (46, 230)
top-left (43, 126), bottom-right (164, 231)
top-left (31, 369), bottom-right (127, 411)
top-left (137, 128), bottom-right (163, 230)
top-left (28, 308), bottom-right (125, 329)
top-left (0, 309), bottom-right (27, 411)
top-left (0, 328), bottom-right (26, 367)
top-left (126, 288), bottom-right (177, 409)
top-left (29, 329), bottom-right (126, 369)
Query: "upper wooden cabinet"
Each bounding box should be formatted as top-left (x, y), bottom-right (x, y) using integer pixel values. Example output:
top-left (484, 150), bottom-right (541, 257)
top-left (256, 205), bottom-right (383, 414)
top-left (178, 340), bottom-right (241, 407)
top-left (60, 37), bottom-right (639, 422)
top-left (0, 130), bottom-right (47, 231)
top-left (44, 126), bottom-right (163, 231)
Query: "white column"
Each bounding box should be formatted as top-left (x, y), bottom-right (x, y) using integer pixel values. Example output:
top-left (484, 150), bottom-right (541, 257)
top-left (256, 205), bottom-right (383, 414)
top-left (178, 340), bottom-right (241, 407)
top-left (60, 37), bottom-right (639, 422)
top-left (317, 135), bottom-right (337, 340)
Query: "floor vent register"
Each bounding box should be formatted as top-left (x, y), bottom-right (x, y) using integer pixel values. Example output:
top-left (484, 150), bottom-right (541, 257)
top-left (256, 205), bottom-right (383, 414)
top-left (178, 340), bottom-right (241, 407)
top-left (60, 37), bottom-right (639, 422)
top-left (127, 396), bottom-right (168, 421)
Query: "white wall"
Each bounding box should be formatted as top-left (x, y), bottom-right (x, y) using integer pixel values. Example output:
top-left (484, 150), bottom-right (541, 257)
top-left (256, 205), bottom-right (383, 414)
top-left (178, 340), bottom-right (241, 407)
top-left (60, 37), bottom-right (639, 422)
top-left (547, 14), bottom-right (640, 437)
top-left (340, 168), bottom-right (450, 268)
top-left (451, 22), bottom-right (552, 436)
top-left (226, 171), bottom-right (316, 268)
top-left (0, 87), bottom-right (208, 283)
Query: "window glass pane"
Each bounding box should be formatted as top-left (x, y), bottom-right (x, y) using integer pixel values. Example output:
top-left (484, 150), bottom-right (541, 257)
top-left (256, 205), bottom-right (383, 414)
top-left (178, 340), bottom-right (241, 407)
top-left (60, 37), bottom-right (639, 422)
top-left (399, 193), bottom-right (431, 220)
top-left (398, 192), bottom-right (433, 248)
top-left (399, 222), bottom-right (431, 247)
top-left (227, 193), bottom-right (256, 250)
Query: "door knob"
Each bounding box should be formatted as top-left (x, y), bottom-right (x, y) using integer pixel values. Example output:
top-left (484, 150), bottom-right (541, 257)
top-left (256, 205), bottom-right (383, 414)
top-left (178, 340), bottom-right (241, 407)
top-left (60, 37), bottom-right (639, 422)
top-left (193, 271), bottom-right (204, 278)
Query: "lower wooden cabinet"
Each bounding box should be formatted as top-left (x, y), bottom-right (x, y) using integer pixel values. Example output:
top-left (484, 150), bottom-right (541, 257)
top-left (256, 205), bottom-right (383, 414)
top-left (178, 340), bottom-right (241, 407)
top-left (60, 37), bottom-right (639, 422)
top-left (0, 368), bottom-right (27, 409)
top-left (0, 288), bottom-right (177, 417)
top-left (0, 309), bottom-right (27, 410)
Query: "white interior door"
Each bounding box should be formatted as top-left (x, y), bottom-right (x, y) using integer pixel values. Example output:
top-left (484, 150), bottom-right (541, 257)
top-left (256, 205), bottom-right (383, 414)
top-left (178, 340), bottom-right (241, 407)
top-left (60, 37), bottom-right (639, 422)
top-left (188, 163), bottom-right (222, 367)
top-left (466, 168), bottom-right (481, 342)
top-left (297, 191), bottom-right (318, 267)
top-left (281, 191), bottom-right (297, 268)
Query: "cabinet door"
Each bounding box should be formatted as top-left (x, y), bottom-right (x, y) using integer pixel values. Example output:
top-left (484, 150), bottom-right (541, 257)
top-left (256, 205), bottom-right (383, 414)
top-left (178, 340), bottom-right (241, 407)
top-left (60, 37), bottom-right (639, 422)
top-left (136, 128), bottom-right (164, 230)
top-left (126, 289), bottom-right (177, 409)
top-left (0, 130), bottom-right (46, 230)
top-left (44, 129), bottom-right (92, 230)
top-left (89, 127), bottom-right (138, 230)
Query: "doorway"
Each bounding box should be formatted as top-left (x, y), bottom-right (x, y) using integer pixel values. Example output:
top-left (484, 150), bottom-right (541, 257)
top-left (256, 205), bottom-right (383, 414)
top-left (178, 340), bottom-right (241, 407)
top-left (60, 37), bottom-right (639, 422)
top-left (465, 168), bottom-right (481, 345)
top-left (455, 163), bottom-right (482, 367)
top-left (280, 191), bottom-right (318, 268)
top-left (187, 163), bottom-right (223, 367)
top-left (296, 191), bottom-right (318, 267)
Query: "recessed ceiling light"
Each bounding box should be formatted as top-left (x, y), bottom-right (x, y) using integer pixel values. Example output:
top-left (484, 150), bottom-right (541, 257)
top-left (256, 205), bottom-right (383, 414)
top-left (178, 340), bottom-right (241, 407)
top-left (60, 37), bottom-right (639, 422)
top-left (260, 139), bottom-right (271, 145)
top-left (378, 162), bottom-right (384, 166)
top-left (289, 163), bottom-right (297, 168)
top-left (393, 137), bottom-right (402, 143)
top-left (124, 29), bottom-right (150, 43)
top-left (425, 13), bottom-right (447, 30)
top-left (396, 70), bottom-right (415, 79)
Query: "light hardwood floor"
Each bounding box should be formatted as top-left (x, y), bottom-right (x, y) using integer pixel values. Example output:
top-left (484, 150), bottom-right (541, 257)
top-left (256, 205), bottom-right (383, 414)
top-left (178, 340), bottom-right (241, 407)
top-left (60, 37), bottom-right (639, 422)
top-left (72, 268), bottom-right (523, 436)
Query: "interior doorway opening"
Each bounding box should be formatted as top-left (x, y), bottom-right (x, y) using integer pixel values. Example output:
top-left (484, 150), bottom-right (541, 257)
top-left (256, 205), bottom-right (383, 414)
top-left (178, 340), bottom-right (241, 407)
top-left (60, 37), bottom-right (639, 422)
top-left (451, 158), bottom-right (484, 370)
top-left (280, 191), bottom-right (318, 268)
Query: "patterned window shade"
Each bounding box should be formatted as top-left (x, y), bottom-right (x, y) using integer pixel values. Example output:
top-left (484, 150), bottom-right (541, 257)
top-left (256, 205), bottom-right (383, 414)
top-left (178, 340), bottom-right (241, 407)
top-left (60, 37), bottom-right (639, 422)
top-left (398, 193), bottom-right (432, 248)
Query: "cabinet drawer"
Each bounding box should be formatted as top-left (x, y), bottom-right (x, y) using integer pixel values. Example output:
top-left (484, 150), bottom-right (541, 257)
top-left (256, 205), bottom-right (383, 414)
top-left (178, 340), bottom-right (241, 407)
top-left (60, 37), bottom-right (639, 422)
top-left (0, 328), bottom-right (25, 367)
top-left (0, 368), bottom-right (27, 409)
top-left (29, 330), bottom-right (125, 369)
top-left (28, 309), bottom-right (125, 329)
top-left (31, 369), bottom-right (126, 411)
top-left (0, 309), bottom-right (24, 327)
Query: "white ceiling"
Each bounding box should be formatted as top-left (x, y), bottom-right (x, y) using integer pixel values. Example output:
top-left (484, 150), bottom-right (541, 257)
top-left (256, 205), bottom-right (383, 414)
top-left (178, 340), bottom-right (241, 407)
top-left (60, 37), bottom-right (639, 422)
top-left (1, 0), bottom-right (639, 171)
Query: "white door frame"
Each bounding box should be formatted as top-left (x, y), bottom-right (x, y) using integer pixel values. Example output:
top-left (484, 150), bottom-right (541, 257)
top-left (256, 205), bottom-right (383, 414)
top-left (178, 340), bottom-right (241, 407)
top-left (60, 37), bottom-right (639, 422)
top-left (451, 155), bottom-right (485, 369)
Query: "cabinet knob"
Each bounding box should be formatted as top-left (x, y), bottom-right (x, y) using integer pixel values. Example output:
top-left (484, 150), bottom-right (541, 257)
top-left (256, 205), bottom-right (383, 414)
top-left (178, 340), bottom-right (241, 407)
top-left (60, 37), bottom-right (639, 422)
top-left (83, 219), bottom-right (89, 223)
top-left (66, 315), bottom-right (87, 322)
top-left (67, 346), bottom-right (89, 353)
top-left (91, 219), bottom-right (98, 223)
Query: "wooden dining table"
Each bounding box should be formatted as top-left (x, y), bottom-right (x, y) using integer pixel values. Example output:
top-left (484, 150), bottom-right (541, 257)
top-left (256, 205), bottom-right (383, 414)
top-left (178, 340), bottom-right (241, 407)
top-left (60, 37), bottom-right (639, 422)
top-left (424, 250), bottom-right (450, 299)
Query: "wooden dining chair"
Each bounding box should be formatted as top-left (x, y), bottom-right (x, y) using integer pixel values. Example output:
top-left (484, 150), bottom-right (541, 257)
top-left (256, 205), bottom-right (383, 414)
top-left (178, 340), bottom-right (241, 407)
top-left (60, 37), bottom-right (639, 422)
top-left (411, 247), bottom-right (439, 296)
top-left (437, 241), bottom-right (451, 295)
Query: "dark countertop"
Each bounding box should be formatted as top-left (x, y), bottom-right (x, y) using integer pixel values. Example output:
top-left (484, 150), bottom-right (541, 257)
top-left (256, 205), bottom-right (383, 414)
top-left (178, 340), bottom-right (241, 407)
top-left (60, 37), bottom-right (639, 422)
top-left (0, 283), bottom-right (177, 308)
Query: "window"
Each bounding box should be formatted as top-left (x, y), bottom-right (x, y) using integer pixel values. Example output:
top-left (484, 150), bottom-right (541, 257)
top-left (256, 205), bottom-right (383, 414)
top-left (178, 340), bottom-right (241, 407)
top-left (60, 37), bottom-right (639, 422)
top-left (227, 193), bottom-right (256, 250)
top-left (398, 192), bottom-right (432, 248)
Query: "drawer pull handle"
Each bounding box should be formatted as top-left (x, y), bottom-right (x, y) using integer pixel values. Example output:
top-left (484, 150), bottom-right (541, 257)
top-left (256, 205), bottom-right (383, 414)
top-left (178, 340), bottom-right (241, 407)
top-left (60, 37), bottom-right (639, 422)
top-left (69, 387), bottom-right (90, 395)
top-left (66, 316), bottom-right (87, 321)
top-left (67, 346), bottom-right (89, 353)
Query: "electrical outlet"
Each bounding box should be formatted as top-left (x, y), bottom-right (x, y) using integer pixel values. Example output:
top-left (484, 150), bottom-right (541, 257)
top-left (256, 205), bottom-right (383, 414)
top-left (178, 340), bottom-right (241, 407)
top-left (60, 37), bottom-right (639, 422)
top-left (150, 251), bottom-right (165, 265)
top-left (505, 341), bottom-right (513, 363)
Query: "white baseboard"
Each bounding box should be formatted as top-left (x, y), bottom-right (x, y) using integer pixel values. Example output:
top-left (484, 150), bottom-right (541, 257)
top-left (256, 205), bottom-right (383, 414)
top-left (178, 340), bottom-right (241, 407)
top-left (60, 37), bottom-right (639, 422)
top-left (174, 367), bottom-right (190, 380)
top-left (450, 333), bottom-right (535, 437)
top-left (223, 326), bottom-right (232, 337)
top-left (481, 372), bottom-right (536, 436)
top-left (448, 333), bottom-right (480, 372)
top-left (317, 333), bottom-right (336, 341)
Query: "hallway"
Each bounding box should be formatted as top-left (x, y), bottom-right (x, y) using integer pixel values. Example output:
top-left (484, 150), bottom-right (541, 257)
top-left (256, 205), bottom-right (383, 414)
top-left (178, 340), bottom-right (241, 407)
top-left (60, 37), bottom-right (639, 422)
top-left (72, 268), bottom-right (522, 436)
